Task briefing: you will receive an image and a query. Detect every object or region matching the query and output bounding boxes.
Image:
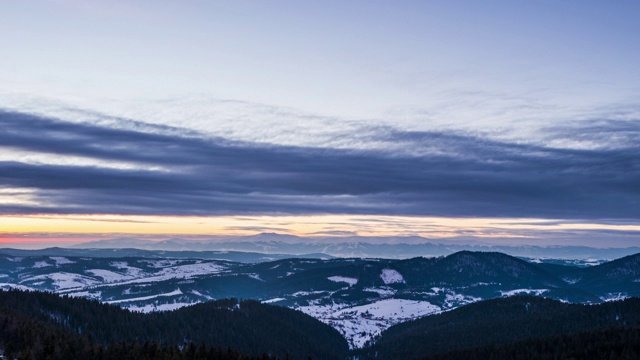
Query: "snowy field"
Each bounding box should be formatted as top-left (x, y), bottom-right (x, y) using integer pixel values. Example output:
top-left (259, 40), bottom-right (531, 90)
top-left (298, 298), bottom-right (440, 348)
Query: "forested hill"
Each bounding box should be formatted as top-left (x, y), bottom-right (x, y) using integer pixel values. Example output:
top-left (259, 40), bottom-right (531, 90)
top-left (361, 295), bottom-right (640, 359)
top-left (0, 289), bottom-right (348, 360)
top-left (424, 327), bottom-right (640, 360)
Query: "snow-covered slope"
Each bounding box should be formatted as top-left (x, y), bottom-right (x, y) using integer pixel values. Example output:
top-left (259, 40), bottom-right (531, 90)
top-left (299, 298), bottom-right (439, 348)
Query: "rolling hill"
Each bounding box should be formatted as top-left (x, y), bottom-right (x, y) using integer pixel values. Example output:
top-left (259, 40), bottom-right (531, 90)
top-left (1, 250), bottom-right (639, 348)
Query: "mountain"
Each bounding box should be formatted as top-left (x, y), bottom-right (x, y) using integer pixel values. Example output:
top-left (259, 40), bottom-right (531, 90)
top-left (1, 250), bottom-right (639, 348)
top-left (396, 250), bottom-right (565, 288)
top-left (578, 253), bottom-right (640, 291)
top-left (361, 295), bottom-right (640, 359)
top-left (0, 246), bottom-right (333, 263)
top-left (71, 233), bottom-right (640, 260)
top-left (0, 289), bottom-right (348, 360)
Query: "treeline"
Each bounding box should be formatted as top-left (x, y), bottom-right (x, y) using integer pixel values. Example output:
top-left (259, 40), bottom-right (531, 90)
top-left (361, 295), bottom-right (640, 359)
top-left (6, 337), bottom-right (277, 360)
top-left (425, 327), bottom-right (640, 360)
top-left (0, 290), bottom-right (347, 360)
top-left (1, 299), bottom-right (275, 359)
top-left (6, 289), bottom-right (640, 360)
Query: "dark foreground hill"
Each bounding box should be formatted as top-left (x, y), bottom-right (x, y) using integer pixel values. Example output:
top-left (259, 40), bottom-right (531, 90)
top-left (425, 327), bottom-right (640, 360)
top-left (0, 289), bottom-right (348, 360)
top-left (360, 295), bottom-right (640, 359)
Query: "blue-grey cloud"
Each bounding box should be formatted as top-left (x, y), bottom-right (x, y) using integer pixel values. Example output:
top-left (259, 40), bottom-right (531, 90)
top-left (308, 230), bottom-right (359, 236)
top-left (224, 226), bottom-right (292, 233)
top-left (0, 110), bottom-right (639, 219)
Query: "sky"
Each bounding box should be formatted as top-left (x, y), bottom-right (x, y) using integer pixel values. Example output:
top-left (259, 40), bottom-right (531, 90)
top-left (0, 0), bottom-right (639, 248)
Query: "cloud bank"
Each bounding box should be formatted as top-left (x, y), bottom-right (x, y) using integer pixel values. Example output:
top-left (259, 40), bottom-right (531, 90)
top-left (1, 109), bottom-right (638, 219)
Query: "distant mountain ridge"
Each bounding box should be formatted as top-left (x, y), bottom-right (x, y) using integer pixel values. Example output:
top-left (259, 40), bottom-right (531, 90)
top-left (0, 246), bottom-right (332, 263)
top-left (70, 233), bottom-right (640, 260)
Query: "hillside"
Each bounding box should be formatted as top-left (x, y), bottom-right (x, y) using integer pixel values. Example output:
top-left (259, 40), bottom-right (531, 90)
top-left (362, 296), bottom-right (640, 359)
top-left (0, 290), bottom-right (348, 360)
top-left (424, 327), bottom-right (640, 360)
top-left (3, 290), bottom-right (640, 359)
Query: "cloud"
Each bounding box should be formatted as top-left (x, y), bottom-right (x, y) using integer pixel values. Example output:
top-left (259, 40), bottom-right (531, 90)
top-left (0, 109), bottom-right (639, 219)
top-left (307, 230), bottom-right (359, 237)
top-left (223, 226), bottom-right (292, 233)
top-left (543, 118), bottom-right (640, 149)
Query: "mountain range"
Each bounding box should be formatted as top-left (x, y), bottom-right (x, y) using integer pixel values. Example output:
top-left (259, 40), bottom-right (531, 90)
top-left (1, 248), bottom-right (639, 348)
top-left (69, 233), bottom-right (640, 260)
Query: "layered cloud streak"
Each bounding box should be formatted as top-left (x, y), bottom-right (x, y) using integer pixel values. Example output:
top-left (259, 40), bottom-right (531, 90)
top-left (1, 109), bottom-right (638, 219)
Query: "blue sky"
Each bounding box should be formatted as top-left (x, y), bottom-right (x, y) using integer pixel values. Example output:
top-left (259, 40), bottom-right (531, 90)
top-left (0, 1), bottom-right (639, 246)
top-left (2, 0), bottom-right (639, 119)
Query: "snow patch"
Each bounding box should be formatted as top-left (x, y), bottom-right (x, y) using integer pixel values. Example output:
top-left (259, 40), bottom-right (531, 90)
top-left (50, 257), bottom-right (75, 265)
top-left (602, 293), bottom-right (629, 302)
top-left (584, 258), bottom-right (603, 266)
top-left (110, 262), bottom-right (147, 277)
top-left (158, 262), bottom-right (225, 278)
top-left (363, 287), bottom-right (396, 297)
top-left (444, 292), bottom-right (481, 308)
top-left (246, 273), bottom-right (264, 281)
top-left (96, 261), bottom-right (225, 286)
top-left (328, 276), bottom-right (358, 286)
top-left (106, 289), bottom-right (183, 304)
top-left (298, 298), bottom-right (440, 349)
top-left (562, 277), bottom-right (581, 285)
top-left (85, 269), bottom-right (134, 283)
top-left (138, 259), bottom-right (181, 268)
top-left (127, 302), bottom-right (196, 313)
top-left (190, 290), bottom-right (213, 300)
top-left (380, 269), bottom-right (404, 284)
top-left (0, 283), bottom-right (34, 291)
top-left (292, 290), bottom-right (327, 297)
top-left (263, 298), bottom-right (285, 304)
top-left (21, 272), bottom-right (99, 290)
top-left (67, 291), bottom-right (102, 299)
top-left (500, 289), bottom-right (549, 297)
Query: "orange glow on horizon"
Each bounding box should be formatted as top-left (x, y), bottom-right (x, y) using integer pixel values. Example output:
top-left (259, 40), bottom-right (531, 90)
top-left (1, 214), bottom-right (639, 242)
top-left (0, 237), bottom-right (88, 244)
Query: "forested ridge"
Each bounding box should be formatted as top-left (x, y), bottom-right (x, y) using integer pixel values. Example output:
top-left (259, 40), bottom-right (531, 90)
top-left (4, 290), bottom-right (640, 360)
top-left (424, 327), bottom-right (640, 360)
top-left (0, 290), bottom-right (348, 360)
top-left (361, 295), bottom-right (640, 359)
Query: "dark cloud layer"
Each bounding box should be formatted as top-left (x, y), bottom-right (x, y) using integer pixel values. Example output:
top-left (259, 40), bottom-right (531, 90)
top-left (1, 110), bottom-right (639, 219)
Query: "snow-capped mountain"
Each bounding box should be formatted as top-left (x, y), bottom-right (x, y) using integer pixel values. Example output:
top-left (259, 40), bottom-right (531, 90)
top-left (70, 233), bottom-right (640, 260)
